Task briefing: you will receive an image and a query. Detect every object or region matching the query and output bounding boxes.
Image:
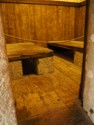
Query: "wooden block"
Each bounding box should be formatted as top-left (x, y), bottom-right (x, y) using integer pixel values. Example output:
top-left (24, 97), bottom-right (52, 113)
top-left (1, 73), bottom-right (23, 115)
top-left (22, 57), bottom-right (54, 75)
top-left (6, 42), bottom-right (54, 62)
top-left (35, 57), bottom-right (54, 75)
top-left (9, 61), bottom-right (23, 80)
top-left (22, 58), bottom-right (36, 75)
top-left (74, 51), bottom-right (83, 67)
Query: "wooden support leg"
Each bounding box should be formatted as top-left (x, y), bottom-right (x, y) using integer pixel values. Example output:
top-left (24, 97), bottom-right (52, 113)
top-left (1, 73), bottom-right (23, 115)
top-left (74, 52), bottom-right (83, 68)
top-left (22, 59), bottom-right (36, 75)
top-left (22, 57), bottom-right (54, 75)
top-left (9, 61), bottom-right (23, 80)
top-left (35, 56), bottom-right (54, 75)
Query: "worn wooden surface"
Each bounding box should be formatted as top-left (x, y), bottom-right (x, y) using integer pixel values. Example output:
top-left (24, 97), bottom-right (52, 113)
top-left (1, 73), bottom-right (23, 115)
top-left (1, 1), bottom-right (86, 47)
top-left (9, 54), bottom-right (93, 125)
top-left (6, 42), bottom-right (54, 62)
top-left (0, 0), bottom-right (86, 7)
top-left (48, 41), bottom-right (84, 52)
top-left (74, 51), bottom-right (83, 67)
top-left (35, 57), bottom-right (54, 75)
top-left (9, 61), bottom-right (23, 79)
top-left (18, 103), bottom-right (92, 125)
top-left (10, 54), bottom-right (82, 120)
top-left (75, 6), bottom-right (86, 40)
top-left (1, 3), bottom-right (80, 46)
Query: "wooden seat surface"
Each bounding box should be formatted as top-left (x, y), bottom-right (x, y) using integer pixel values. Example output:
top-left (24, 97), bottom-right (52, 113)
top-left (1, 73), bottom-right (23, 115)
top-left (48, 41), bottom-right (84, 53)
top-left (6, 42), bottom-right (54, 62)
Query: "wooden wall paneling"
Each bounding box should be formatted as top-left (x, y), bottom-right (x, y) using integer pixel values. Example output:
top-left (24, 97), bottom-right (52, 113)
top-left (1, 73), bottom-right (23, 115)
top-left (75, 8), bottom-right (81, 37)
top-left (1, 4), bottom-right (9, 43)
top-left (15, 4), bottom-right (23, 43)
top-left (63, 6), bottom-right (69, 40)
top-left (41, 5), bottom-right (48, 46)
top-left (68, 7), bottom-right (75, 39)
top-left (52, 6), bottom-right (58, 41)
top-left (80, 6), bottom-right (86, 39)
top-left (18, 4), bottom-right (30, 43)
top-left (7, 4), bottom-right (17, 43)
top-left (75, 7), bottom-right (79, 38)
top-left (1, 3), bottom-right (86, 45)
top-left (35, 5), bottom-right (43, 46)
top-left (29, 4), bottom-right (36, 42)
top-left (75, 6), bottom-right (86, 40)
top-left (57, 6), bottom-right (63, 40)
top-left (46, 5), bottom-right (53, 41)
top-left (61, 6), bottom-right (66, 40)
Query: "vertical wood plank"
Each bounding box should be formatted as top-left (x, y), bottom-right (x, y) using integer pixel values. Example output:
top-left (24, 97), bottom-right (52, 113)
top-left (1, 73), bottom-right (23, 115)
top-left (1, 3), bottom-right (86, 44)
top-left (68, 7), bottom-right (75, 39)
top-left (1, 4), bottom-right (9, 43)
top-left (57, 6), bottom-right (63, 40)
top-left (52, 6), bottom-right (58, 41)
top-left (46, 5), bottom-right (53, 41)
top-left (18, 4), bottom-right (30, 43)
top-left (75, 6), bottom-right (86, 40)
top-left (7, 4), bottom-right (17, 43)
top-left (35, 5), bottom-right (42, 46)
top-left (29, 4), bottom-right (36, 42)
top-left (15, 4), bottom-right (22, 43)
top-left (41, 5), bottom-right (47, 47)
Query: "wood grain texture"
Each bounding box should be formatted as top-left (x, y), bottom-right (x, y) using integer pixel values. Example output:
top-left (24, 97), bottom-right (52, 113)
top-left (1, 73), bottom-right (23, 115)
top-left (10, 54), bottom-right (82, 121)
top-left (74, 51), bottom-right (83, 67)
top-left (48, 41), bottom-right (84, 52)
top-left (6, 42), bottom-right (54, 61)
top-left (75, 6), bottom-right (86, 40)
top-left (1, 4), bottom-right (10, 42)
top-left (0, 0), bottom-right (86, 7)
top-left (1, 3), bottom-right (86, 46)
top-left (1, 4), bottom-right (75, 45)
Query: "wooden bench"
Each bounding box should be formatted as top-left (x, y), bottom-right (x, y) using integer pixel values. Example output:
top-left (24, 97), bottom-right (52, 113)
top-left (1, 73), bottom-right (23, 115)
top-left (48, 41), bottom-right (84, 53)
top-left (6, 42), bottom-right (54, 76)
top-left (48, 41), bottom-right (84, 67)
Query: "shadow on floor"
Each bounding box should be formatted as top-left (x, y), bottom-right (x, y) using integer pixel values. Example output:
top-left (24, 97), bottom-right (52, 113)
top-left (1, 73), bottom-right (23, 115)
top-left (48, 45), bottom-right (74, 63)
top-left (18, 102), bottom-right (93, 125)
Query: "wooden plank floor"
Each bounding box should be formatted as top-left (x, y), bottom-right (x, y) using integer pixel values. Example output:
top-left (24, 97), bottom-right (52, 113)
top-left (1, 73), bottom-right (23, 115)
top-left (10, 55), bottom-right (92, 125)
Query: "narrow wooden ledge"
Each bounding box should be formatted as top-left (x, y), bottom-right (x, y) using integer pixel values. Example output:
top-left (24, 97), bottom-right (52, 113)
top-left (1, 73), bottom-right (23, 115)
top-left (0, 0), bottom-right (86, 7)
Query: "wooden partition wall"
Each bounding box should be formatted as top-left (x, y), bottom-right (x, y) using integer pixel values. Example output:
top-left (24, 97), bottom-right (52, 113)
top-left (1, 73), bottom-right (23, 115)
top-left (75, 5), bottom-right (86, 40)
top-left (0, 0), bottom-right (86, 46)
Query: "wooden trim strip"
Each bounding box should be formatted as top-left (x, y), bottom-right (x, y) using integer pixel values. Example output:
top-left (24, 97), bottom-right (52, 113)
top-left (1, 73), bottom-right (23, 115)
top-left (79, 0), bottom-right (89, 104)
top-left (80, 1), bottom-right (86, 7)
top-left (0, 0), bottom-right (86, 7)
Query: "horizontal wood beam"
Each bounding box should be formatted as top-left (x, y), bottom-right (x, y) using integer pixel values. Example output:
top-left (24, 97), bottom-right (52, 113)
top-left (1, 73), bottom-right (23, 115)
top-left (0, 0), bottom-right (86, 7)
